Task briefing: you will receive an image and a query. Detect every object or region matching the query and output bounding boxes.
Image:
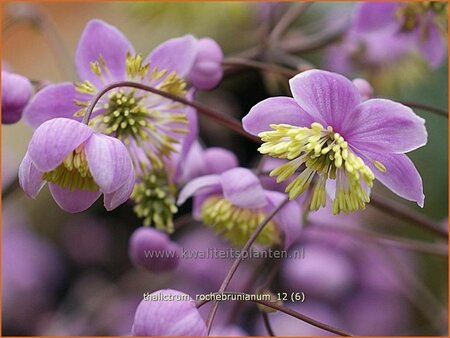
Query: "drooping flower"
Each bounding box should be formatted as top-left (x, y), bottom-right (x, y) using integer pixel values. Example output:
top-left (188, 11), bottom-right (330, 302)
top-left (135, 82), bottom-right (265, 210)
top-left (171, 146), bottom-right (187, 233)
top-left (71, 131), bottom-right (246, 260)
top-left (2, 70), bottom-right (33, 124)
top-left (243, 70), bottom-right (427, 214)
top-left (353, 2), bottom-right (447, 68)
top-left (131, 289), bottom-right (207, 336)
top-left (178, 167), bottom-right (302, 248)
top-left (129, 227), bottom-right (180, 272)
top-left (21, 19), bottom-right (223, 229)
top-left (19, 118), bottom-right (135, 213)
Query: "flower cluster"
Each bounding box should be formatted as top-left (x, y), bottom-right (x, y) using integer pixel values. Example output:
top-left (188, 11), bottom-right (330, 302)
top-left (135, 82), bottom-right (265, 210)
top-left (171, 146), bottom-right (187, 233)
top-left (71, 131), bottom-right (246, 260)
top-left (5, 5), bottom-right (443, 336)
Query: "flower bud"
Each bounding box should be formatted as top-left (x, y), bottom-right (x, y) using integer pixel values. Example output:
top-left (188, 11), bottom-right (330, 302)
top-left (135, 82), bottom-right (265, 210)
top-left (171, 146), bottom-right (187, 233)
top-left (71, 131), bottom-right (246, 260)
top-left (2, 71), bottom-right (33, 124)
top-left (188, 38), bottom-right (223, 90)
top-left (129, 227), bottom-right (180, 272)
top-left (132, 289), bottom-right (207, 336)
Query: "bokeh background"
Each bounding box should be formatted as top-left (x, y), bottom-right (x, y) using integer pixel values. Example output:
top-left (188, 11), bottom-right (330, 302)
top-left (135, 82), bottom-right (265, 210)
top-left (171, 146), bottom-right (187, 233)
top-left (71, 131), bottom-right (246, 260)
top-left (2, 1), bottom-right (448, 336)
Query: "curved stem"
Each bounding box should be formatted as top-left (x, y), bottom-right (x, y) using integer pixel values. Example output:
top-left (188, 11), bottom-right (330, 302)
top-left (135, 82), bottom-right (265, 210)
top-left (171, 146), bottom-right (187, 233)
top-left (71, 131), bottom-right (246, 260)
top-left (370, 193), bottom-right (448, 239)
top-left (222, 57), bottom-right (298, 77)
top-left (400, 101), bottom-right (448, 118)
top-left (197, 291), bottom-right (352, 336)
top-left (269, 2), bottom-right (312, 42)
top-left (81, 81), bottom-right (260, 143)
top-left (262, 311), bottom-right (276, 336)
top-left (205, 197), bottom-right (290, 334)
top-left (310, 221), bottom-right (448, 256)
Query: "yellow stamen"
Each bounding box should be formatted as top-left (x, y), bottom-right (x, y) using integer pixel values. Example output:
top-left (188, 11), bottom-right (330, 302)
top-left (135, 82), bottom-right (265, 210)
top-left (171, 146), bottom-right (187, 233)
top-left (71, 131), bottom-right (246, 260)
top-left (201, 195), bottom-right (280, 247)
top-left (131, 170), bottom-right (178, 232)
top-left (42, 145), bottom-right (98, 192)
top-left (258, 123), bottom-right (377, 214)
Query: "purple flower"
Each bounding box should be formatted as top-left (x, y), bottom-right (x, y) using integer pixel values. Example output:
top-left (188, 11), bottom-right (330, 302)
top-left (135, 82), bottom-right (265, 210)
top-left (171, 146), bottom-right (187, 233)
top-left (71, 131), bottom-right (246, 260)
top-left (22, 19), bottom-right (221, 170)
top-left (178, 167), bottom-right (302, 248)
top-left (188, 38), bottom-right (224, 90)
top-left (22, 19), bottom-right (224, 228)
top-left (19, 118), bottom-right (135, 213)
top-left (131, 289), bottom-right (207, 336)
top-left (2, 70), bottom-right (33, 124)
top-left (353, 2), bottom-right (447, 68)
top-left (129, 227), bottom-right (180, 272)
top-left (243, 69), bottom-right (427, 214)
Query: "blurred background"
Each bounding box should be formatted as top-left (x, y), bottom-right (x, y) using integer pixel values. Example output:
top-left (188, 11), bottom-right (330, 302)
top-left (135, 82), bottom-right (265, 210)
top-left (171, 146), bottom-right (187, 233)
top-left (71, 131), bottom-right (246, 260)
top-left (2, 2), bottom-right (448, 336)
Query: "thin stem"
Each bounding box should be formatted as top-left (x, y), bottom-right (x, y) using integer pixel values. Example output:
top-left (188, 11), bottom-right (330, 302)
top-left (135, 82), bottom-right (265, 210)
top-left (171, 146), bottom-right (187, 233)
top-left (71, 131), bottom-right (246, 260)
top-left (310, 222), bottom-right (448, 256)
top-left (81, 81), bottom-right (260, 143)
top-left (269, 2), bottom-right (312, 42)
top-left (280, 21), bottom-right (348, 53)
top-left (4, 4), bottom-right (75, 79)
top-left (400, 101), bottom-right (448, 118)
top-left (262, 311), bottom-right (276, 336)
top-left (197, 291), bottom-right (352, 336)
top-left (370, 193), bottom-right (448, 239)
top-left (222, 57), bottom-right (298, 77)
top-left (205, 197), bottom-right (290, 334)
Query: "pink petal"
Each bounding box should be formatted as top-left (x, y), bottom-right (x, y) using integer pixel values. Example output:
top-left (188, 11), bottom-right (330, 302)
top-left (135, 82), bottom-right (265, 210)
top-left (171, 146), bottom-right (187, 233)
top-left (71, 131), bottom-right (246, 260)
top-left (28, 118), bottom-right (93, 172)
top-left (23, 82), bottom-right (88, 129)
top-left (84, 133), bottom-right (133, 194)
top-left (356, 150), bottom-right (424, 207)
top-left (220, 167), bottom-right (266, 209)
top-left (289, 70), bottom-right (361, 132)
top-left (18, 152), bottom-right (45, 198)
top-left (344, 99), bottom-right (427, 154)
top-left (146, 35), bottom-right (199, 78)
top-left (243, 97), bottom-right (314, 136)
top-left (188, 38), bottom-right (224, 90)
top-left (203, 147), bottom-right (239, 174)
top-left (49, 183), bottom-right (101, 213)
top-left (352, 2), bottom-right (399, 33)
top-left (75, 19), bottom-right (134, 87)
top-left (177, 174), bottom-right (222, 205)
top-left (103, 173), bottom-right (135, 211)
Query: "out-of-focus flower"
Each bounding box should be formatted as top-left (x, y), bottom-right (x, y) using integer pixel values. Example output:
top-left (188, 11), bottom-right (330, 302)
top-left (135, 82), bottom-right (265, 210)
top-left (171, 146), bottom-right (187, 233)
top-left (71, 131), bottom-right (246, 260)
top-left (19, 118), bottom-right (135, 213)
top-left (3, 210), bottom-right (64, 334)
top-left (243, 70), bottom-right (427, 214)
top-left (352, 78), bottom-right (373, 101)
top-left (188, 38), bottom-right (223, 90)
top-left (178, 167), bottom-right (301, 248)
top-left (282, 243), bottom-right (356, 299)
top-left (353, 2), bottom-right (447, 68)
top-left (279, 219), bottom-right (413, 335)
top-left (2, 70), bottom-right (33, 124)
top-left (176, 141), bottom-right (239, 183)
top-left (60, 216), bottom-right (112, 265)
top-left (131, 289), bottom-right (207, 336)
top-left (176, 228), bottom-right (253, 291)
top-left (129, 227), bottom-right (180, 272)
